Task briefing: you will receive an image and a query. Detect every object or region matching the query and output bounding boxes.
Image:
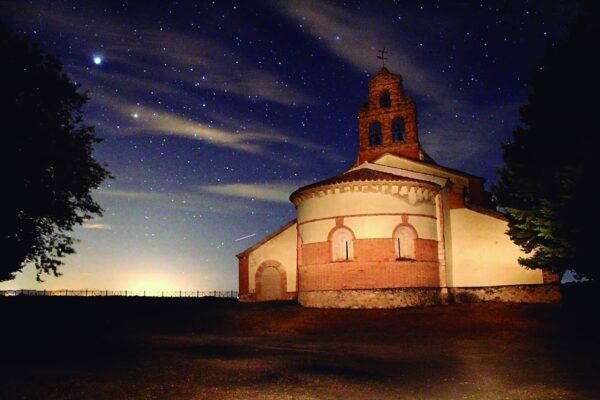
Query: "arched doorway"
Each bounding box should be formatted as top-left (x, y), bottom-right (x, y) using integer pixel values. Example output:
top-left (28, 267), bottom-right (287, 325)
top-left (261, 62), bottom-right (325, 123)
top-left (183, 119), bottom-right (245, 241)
top-left (255, 260), bottom-right (287, 301)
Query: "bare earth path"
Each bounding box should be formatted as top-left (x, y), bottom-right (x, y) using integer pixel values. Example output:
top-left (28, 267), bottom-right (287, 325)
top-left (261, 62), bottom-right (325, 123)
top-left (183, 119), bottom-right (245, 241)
top-left (1, 294), bottom-right (599, 399)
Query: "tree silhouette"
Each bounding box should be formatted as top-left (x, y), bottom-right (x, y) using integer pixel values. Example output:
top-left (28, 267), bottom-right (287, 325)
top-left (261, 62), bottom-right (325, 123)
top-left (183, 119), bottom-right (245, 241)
top-left (1, 24), bottom-right (111, 281)
top-left (493, 4), bottom-right (597, 281)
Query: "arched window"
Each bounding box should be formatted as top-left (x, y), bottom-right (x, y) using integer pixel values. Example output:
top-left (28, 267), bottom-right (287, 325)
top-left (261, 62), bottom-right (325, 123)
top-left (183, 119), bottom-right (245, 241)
top-left (331, 228), bottom-right (354, 261)
top-left (394, 226), bottom-right (416, 260)
top-left (379, 91), bottom-right (391, 108)
top-left (392, 118), bottom-right (405, 142)
top-left (369, 122), bottom-right (383, 146)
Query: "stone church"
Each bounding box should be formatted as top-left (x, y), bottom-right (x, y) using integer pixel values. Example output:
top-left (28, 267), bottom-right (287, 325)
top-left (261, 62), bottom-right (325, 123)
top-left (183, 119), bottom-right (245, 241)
top-left (236, 67), bottom-right (560, 308)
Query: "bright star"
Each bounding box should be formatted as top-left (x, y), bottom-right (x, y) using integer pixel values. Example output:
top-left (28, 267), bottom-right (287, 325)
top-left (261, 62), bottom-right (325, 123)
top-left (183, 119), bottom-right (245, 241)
top-left (93, 55), bottom-right (103, 65)
top-left (132, 113), bottom-right (139, 119)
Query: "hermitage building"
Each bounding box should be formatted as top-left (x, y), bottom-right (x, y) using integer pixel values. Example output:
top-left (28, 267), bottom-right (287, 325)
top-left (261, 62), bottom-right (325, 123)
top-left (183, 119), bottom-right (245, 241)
top-left (236, 67), bottom-right (561, 308)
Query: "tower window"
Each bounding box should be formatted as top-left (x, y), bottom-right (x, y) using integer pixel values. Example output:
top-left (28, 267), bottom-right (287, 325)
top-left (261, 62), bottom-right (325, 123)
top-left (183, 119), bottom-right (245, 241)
top-left (394, 225), bottom-right (416, 260)
top-left (331, 227), bottom-right (354, 261)
top-left (392, 118), bottom-right (405, 142)
top-left (379, 91), bottom-right (391, 108)
top-left (369, 122), bottom-right (383, 146)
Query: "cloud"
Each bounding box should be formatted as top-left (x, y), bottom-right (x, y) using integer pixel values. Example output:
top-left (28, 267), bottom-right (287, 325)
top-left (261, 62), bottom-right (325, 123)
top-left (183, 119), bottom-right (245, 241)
top-left (96, 181), bottom-right (305, 216)
top-left (200, 182), bottom-right (305, 203)
top-left (84, 94), bottom-right (332, 155)
top-left (276, 1), bottom-right (520, 176)
top-left (8, 4), bottom-right (341, 160)
top-left (276, 0), bottom-right (447, 101)
top-left (83, 223), bottom-right (112, 230)
top-left (30, 8), bottom-right (313, 106)
top-left (94, 186), bottom-right (291, 215)
top-left (28, 10), bottom-right (332, 157)
top-left (420, 101), bottom-right (522, 171)
top-left (94, 189), bottom-right (162, 201)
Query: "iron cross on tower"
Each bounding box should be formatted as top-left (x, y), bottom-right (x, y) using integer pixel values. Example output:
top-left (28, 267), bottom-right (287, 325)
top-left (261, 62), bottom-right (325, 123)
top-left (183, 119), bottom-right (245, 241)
top-left (377, 47), bottom-right (388, 67)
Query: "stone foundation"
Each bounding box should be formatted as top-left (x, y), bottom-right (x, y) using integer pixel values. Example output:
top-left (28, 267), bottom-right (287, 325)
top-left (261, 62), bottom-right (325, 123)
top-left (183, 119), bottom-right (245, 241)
top-left (297, 284), bottom-right (561, 309)
top-left (238, 292), bottom-right (297, 302)
top-left (299, 287), bottom-right (442, 309)
top-left (450, 284), bottom-right (561, 304)
top-left (238, 293), bottom-right (254, 302)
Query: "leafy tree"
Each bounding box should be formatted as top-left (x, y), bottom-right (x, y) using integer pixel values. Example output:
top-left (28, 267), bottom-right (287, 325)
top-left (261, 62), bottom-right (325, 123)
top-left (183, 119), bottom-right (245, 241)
top-left (493, 5), bottom-right (597, 281)
top-left (1, 24), bottom-right (111, 281)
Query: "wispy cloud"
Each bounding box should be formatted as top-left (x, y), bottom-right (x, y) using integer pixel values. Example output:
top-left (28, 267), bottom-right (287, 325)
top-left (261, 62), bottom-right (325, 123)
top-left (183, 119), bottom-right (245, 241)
top-left (36, 9), bottom-right (313, 106)
top-left (419, 101), bottom-right (521, 171)
top-left (5, 4), bottom-right (339, 160)
top-left (84, 94), bottom-right (333, 155)
top-left (276, 0), bottom-right (447, 101)
top-left (276, 1), bottom-right (520, 175)
top-left (83, 223), bottom-right (112, 231)
top-left (95, 189), bottom-right (276, 215)
top-left (200, 182), bottom-right (305, 203)
top-left (95, 188), bottom-right (225, 213)
top-left (96, 180), bottom-right (306, 216)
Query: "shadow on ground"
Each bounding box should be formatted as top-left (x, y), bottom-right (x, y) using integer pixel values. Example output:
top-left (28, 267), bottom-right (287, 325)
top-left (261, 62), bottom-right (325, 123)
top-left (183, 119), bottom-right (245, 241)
top-left (1, 283), bottom-right (599, 399)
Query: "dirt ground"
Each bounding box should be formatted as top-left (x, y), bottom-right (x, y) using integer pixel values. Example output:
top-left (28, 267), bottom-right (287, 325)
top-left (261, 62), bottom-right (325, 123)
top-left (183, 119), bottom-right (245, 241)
top-left (1, 290), bottom-right (599, 399)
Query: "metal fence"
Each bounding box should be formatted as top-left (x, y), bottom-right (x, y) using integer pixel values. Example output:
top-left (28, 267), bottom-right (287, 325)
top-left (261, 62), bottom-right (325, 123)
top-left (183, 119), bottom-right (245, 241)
top-left (0, 289), bottom-right (238, 298)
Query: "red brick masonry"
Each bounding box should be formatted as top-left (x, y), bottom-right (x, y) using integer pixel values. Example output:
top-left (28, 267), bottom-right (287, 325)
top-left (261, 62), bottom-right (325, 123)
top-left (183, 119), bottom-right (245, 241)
top-left (238, 255), bottom-right (249, 295)
top-left (300, 235), bottom-right (440, 291)
top-left (299, 260), bottom-right (440, 291)
top-left (357, 67), bottom-right (420, 163)
top-left (303, 238), bottom-right (438, 265)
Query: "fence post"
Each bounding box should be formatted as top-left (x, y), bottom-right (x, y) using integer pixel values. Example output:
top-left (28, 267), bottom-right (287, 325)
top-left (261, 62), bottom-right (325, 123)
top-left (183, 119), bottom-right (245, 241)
top-left (65, 289), bottom-right (68, 297)
top-left (162, 291), bottom-right (164, 298)
top-left (144, 290), bottom-right (146, 297)
top-left (197, 290), bottom-right (199, 298)
top-left (85, 289), bottom-right (88, 297)
top-left (125, 290), bottom-right (127, 297)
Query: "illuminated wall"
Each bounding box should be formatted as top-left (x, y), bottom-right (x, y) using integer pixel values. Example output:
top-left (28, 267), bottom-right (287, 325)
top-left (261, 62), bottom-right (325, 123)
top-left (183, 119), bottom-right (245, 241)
top-left (448, 208), bottom-right (544, 286)
top-left (297, 187), bottom-right (438, 244)
top-left (247, 222), bottom-right (298, 293)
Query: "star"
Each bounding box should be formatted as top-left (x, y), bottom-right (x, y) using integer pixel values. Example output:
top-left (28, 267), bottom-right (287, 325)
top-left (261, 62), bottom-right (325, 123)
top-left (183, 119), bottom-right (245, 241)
top-left (93, 55), bottom-right (103, 65)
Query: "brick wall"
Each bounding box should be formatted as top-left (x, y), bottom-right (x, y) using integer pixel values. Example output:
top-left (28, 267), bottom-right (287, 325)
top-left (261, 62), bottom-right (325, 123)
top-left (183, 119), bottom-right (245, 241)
top-left (357, 68), bottom-right (420, 163)
top-left (449, 190), bottom-right (465, 209)
top-left (238, 255), bottom-right (249, 295)
top-left (302, 241), bottom-right (329, 265)
top-left (299, 260), bottom-right (440, 291)
top-left (299, 235), bottom-right (440, 291)
top-left (357, 143), bottom-right (420, 164)
top-left (415, 238), bottom-right (438, 261)
top-left (303, 238), bottom-right (439, 265)
top-left (467, 177), bottom-right (486, 207)
top-left (354, 238), bottom-right (395, 262)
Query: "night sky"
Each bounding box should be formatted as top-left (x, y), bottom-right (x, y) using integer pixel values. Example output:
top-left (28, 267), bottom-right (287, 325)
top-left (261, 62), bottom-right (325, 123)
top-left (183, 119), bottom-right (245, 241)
top-left (1, 0), bottom-right (577, 291)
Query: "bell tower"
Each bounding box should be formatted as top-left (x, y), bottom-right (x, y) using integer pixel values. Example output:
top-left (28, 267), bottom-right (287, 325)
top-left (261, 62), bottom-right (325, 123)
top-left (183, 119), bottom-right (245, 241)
top-left (357, 67), bottom-right (420, 164)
